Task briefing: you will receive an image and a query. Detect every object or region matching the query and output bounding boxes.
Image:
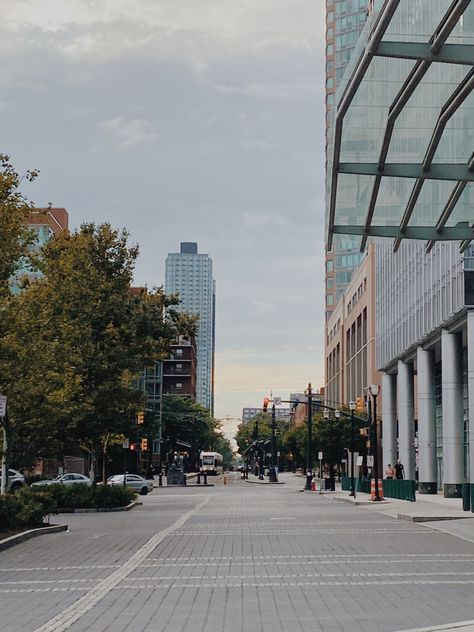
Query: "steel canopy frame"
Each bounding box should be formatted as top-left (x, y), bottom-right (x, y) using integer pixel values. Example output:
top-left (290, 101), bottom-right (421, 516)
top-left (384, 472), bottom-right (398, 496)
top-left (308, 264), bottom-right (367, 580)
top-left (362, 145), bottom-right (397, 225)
top-left (328, 0), bottom-right (474, 253)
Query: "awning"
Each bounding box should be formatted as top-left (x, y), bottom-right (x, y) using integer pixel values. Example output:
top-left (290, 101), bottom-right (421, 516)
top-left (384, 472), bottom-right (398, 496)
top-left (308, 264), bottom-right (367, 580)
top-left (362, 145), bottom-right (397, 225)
top-left (328, 0), bottom-right (474, 254)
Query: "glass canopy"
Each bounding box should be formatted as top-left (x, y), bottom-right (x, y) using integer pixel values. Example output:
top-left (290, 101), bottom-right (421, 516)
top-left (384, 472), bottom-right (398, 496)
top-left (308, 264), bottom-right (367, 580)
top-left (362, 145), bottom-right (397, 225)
top-left (327, 0), bottom-right (474, 254)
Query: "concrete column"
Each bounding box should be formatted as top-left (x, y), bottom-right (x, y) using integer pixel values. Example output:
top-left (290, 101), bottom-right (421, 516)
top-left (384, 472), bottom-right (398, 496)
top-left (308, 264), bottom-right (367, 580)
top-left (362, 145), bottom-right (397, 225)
top-left (417, 346), bottom-right (437, 494)
top-left (381, 372), bottom-right (397, 472)
top-left (468, 311), bottom-right (474, 485)
top-left (397, 360), bottom-right (415, 481)
top-left (441, 329), bottom-right (464, 498)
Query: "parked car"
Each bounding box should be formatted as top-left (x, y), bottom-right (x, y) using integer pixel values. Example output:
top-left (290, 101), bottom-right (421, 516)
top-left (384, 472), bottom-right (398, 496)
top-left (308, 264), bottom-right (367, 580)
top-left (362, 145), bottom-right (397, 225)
top-left (0, 468), bottom-right (25, 492)
top-left (31, 473), bottom-right (91, 487)
top-left (107, 474), bottom-right (153, 495)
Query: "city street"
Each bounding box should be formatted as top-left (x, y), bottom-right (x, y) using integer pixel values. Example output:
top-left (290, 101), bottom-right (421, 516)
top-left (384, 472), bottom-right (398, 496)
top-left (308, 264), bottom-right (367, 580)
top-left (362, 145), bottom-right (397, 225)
top-left (1, 474), bottom-right (474, 632)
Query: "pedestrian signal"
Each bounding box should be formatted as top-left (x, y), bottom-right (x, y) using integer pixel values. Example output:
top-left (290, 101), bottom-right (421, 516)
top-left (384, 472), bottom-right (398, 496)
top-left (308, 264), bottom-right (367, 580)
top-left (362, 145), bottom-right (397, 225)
top-left (137, 411), bottom-right (145, 424)
top-left (130, 443), bottom-right (137, 451)
top-left (140, 438), bottom-right (148, 451)
top-left (263, 398), bottom-right (270, 412)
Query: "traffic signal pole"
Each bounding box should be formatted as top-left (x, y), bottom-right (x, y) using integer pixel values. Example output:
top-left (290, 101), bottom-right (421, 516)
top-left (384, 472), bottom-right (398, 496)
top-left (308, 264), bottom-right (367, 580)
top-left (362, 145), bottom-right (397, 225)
top-left (269, 404), bottom-right (278, 482)
top-left (304, 383), bottom-right (313, 491)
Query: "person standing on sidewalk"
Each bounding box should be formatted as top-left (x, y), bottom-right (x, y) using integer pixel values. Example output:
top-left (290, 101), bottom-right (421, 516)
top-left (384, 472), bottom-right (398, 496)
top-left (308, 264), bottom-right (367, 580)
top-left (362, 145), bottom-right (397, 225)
top-left (385, 464), bottom-right (395, 479)
top-left (395, 460), bottom-right (404, 480)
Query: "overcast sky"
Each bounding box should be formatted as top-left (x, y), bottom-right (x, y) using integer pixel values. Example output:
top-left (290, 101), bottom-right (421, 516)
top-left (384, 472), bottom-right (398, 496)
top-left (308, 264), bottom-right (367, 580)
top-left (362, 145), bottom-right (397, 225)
top-left (1, 0), bottom-right (326, 440)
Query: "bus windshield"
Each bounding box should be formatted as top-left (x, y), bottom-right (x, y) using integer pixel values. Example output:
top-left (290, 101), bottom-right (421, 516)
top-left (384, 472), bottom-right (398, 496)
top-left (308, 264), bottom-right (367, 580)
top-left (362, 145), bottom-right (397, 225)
top-left (202, 456), bottom-right (214, 465)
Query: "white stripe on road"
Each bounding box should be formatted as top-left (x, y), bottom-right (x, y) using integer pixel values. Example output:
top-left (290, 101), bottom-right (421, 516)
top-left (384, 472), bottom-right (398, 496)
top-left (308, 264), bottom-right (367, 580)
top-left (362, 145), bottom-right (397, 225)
top-left (32, 495), bottom-right (211, 632)
top-left (168, 529), bottom-right (435, 536)
top-left (148, 553), bottom-right (474, 561)
top-left (5, 570), bottom-right (474, 588)
top-left (4, 578), bottom-right (474, 594)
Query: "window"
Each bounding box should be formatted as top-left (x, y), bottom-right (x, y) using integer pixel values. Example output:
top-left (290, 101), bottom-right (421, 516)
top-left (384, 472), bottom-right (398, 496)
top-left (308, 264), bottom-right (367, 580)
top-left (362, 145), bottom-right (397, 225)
top-left (176, 382), bottom-right (183, 389)
top-left (175, 349), bottom-right (183, 357)
top-left (326, 260), bottom-right (334, 272)
top-left (327, 294), bottom-right (334, 306)
top-left (327, 278), bottom-right (334, 289)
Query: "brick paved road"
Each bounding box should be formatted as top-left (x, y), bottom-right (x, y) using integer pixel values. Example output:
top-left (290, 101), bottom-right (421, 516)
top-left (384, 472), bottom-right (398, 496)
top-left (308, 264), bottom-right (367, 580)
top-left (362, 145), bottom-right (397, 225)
top-left (1, 473), bottom-right (474, 632)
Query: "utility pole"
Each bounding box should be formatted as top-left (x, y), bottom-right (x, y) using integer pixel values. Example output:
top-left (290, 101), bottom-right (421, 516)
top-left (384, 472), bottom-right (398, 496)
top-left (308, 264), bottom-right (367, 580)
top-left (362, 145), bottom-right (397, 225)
top-left (270, 403), bottom-right (278, 482)
top-left (304, 383), bottom-right (313, 491)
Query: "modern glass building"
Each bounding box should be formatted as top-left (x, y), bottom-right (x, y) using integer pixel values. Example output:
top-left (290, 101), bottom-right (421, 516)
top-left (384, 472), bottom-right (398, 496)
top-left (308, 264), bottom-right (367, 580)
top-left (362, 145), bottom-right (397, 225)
top-left (165, 243), bottom-right (215, 413)
top-left (325, 0), bottom-right (370, 319)
top-left (327, 0), bottom-right (474, 498)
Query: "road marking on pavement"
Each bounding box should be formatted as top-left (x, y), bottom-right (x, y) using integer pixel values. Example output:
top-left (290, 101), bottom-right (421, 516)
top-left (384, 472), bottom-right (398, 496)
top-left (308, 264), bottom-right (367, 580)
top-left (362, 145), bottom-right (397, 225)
top-left (0, 565), bottom-right (119, 573)
top-left (140, 558), bottom-right (474, 569)
top-left (31, 495), bottom-right (211, 632)
top-left (168, 529), bottom-right (434, 536)
top-left (146, 553), bottom-right (474, 562)
top-left (124, 571), bottom-right (474, 581)
top-left (4, 578), bottom-right (474, 594)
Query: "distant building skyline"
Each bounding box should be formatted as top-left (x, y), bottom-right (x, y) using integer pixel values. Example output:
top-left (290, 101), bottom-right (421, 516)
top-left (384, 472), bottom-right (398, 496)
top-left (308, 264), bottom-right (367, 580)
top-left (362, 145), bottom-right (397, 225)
top-left (165, 242), bottom-right (215, 413)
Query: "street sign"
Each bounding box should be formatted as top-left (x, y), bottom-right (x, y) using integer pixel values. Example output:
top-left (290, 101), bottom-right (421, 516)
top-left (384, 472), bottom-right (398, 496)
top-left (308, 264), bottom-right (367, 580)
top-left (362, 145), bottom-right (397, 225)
top-left (122, 439), bottom-right (130, 449)
top-left (273, 397), bottom-right (282, 405)
top-left (356, 456), bottom-right (363, 466)
top-left (318, 451), bottom-right (323, 460)
top-left (0, 396), bottom-right (6, 418)
top-left (367, 455), bottom-right (374, 467)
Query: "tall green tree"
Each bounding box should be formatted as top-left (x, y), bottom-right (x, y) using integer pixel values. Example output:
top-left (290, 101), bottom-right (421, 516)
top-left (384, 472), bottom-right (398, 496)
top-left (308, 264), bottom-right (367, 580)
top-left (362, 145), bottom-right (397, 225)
top-left (2, 223), bottom-right (196, 478)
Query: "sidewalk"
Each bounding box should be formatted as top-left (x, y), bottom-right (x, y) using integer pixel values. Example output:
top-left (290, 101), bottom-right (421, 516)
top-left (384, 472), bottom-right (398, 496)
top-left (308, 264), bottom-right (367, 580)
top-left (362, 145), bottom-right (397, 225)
top-left (325, 483), bottom-right (474, 544)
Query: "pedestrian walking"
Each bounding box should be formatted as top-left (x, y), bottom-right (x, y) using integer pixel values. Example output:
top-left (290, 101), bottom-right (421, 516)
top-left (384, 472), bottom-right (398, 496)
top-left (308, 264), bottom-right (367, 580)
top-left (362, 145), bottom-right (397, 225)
top-left (395, 459), bottom-right (404, 480)
top-left (385, 464), bottom-right (394, 479)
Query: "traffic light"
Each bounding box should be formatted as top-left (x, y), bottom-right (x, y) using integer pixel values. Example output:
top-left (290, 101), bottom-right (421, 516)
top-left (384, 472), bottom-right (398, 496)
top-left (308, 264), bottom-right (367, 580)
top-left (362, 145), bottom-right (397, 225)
top-left (360, 427), bottom-right (368, 436)
top-left (137, 411), bottom-right (145, 425)
top-left (355, 397), bottom-right (365, 414)
top-left (263, 398), bottom-right (270, 412)
top-left (140, 438), bottom-right (148, 451)
top-left (130, 443), bottom-right (137, 451)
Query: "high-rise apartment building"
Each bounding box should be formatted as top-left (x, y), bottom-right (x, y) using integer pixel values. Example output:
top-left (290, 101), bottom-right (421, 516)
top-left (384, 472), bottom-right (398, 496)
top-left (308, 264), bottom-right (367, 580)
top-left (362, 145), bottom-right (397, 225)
top-left (165, 243), bottom-right (215, 413)
top-left (325, 1), bottom-right (369, 319)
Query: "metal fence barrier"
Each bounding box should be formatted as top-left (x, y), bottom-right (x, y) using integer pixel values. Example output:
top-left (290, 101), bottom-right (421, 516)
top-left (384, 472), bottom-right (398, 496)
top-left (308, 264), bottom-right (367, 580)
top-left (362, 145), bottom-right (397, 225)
top-left (341, 477), bottom-right (416, 501)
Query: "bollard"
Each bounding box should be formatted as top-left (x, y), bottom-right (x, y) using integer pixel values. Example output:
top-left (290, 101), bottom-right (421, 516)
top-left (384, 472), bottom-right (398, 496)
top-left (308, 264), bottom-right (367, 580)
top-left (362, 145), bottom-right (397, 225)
top-left (158, 473), bottom-right (163, 487)
top-left (311, 480), bottom-right (316, 492)
top-left (203, 472), bottom-right (208, 486)
top-left (181, 474), bottom-right (187, 486)
top-left (223, 475), bottom-right (227, 485)
top-left (305, 473), bottom-right (313, 490)
top-left (197, 472), bottom-right (201, 485)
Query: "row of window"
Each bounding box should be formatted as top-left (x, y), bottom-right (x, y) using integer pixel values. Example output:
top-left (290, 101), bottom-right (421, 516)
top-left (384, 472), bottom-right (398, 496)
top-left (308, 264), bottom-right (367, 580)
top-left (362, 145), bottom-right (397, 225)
top-left (347, 277), bottom-right (367, 314)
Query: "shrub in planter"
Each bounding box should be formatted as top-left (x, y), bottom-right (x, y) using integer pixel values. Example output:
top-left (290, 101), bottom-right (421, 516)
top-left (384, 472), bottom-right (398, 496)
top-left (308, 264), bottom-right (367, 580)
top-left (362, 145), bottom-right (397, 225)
top-left (28, 483), bottom-right (136, 509)
top-left (0, 487), bottom-right (57, 532)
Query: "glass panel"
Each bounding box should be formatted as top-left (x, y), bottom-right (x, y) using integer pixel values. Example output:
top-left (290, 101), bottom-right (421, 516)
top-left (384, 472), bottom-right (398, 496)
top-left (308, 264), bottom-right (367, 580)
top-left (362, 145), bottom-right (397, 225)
top-left (409, 179), bottom-right (457, 226)
top-left (434, 90), bottom-right (474, 164)
top-left (371, 177), bottom-right (413, 226)
top-left (383, 0), bottom-right (453, 43)
top-left (445, 5), bottom-right (474, 44)
top-left (386, 64), bottom-right (470, 163)
top-left (340, 56), bottom-right (417, 162)
top-left (334, 173), bottom-right (376, 226)
top-left (445, 183), bottom-right (474, 226)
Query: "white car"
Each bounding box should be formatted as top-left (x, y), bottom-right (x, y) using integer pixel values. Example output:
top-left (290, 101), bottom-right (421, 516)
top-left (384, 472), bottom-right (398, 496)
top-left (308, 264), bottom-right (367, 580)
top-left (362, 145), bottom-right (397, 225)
top-left (107, 474), bottom-right (153, 495)
top-left (32, 473), bottom-right (92, 487)
top-left (0, 468), bottom-right (26, 492)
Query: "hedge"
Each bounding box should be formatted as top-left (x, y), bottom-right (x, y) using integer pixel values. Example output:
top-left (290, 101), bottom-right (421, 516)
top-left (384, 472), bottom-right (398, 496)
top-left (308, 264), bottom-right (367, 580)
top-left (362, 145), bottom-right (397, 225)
top-left (0, 484), bottom-right (136, 532)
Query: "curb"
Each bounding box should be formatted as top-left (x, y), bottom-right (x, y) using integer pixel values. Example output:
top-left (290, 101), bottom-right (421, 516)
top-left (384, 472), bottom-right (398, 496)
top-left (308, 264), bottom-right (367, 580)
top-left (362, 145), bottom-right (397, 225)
top-left (397, 620), bottom-right (474, 631)
top-left (245, 480), bottom-right (285, 485)
top-left (0, 524), bottom-right (68, 552)
top-left (397, 513), bottom-right (474, 523)
top-left (57, 500), bottom-right (142, 513)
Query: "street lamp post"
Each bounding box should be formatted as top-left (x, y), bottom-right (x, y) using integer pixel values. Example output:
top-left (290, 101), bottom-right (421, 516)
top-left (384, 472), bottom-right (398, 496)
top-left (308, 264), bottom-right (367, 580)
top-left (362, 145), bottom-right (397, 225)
top-left (369, 384), bottom-right (381, 502)
top-left (349, 400), bottom-right (356, 498)
top-left (304, 383), bottom-right (313, 491)
top-left (333, 409), bottom-right (340, 492)
top-left (269, 404), bottom-right (278, 482)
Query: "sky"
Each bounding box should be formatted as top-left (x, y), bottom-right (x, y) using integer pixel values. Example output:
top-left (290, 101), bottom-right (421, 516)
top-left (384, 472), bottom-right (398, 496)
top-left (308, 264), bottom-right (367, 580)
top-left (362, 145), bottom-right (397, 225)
top-left (1, 0), bottom-right (326, 441)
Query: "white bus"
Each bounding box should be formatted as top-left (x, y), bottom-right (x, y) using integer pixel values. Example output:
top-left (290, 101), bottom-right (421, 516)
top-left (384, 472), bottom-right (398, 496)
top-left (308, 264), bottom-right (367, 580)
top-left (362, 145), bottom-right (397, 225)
top-left (200, 451), bottom-right (224, 475)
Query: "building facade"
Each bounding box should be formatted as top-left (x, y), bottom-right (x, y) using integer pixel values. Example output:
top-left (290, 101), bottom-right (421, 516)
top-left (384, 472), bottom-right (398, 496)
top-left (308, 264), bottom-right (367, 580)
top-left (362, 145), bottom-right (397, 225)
top-left (326, 0), bottom-right (474, 498)
top-left (377, 241), bottom-right (474, 497)
top-left (11, 207), bottom-right (69, 291)
top-left (162, 335), bottom-right (197, 400)
top-left (242, 408), bottom-right (290, 425)
top-left (325, 245), bottom-right (379, 408)
top-left (165, 243), bottom-right (215, 413)
top-left (325, 0), bottom-right (369, 319)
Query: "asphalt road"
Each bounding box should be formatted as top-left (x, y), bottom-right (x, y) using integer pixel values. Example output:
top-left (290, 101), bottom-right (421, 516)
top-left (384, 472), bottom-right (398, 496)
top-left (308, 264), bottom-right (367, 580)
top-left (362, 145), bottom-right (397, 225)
top-left (1, 473), bottom-right (474, 632)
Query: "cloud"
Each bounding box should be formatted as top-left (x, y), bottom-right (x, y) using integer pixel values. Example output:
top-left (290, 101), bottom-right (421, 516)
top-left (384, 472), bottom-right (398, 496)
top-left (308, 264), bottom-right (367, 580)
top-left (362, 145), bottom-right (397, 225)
top-left (98, 116), bottom-right (159, 148)
top-left (215, 82), bottom-right (318, 100)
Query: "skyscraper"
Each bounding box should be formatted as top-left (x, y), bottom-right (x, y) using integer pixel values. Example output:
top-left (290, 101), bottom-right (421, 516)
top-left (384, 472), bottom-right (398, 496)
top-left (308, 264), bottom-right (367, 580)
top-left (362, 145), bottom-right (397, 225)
top-left (325, 1), bottom-right (369, 319)
top-left (165, 243), bottom-right (215, 413)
